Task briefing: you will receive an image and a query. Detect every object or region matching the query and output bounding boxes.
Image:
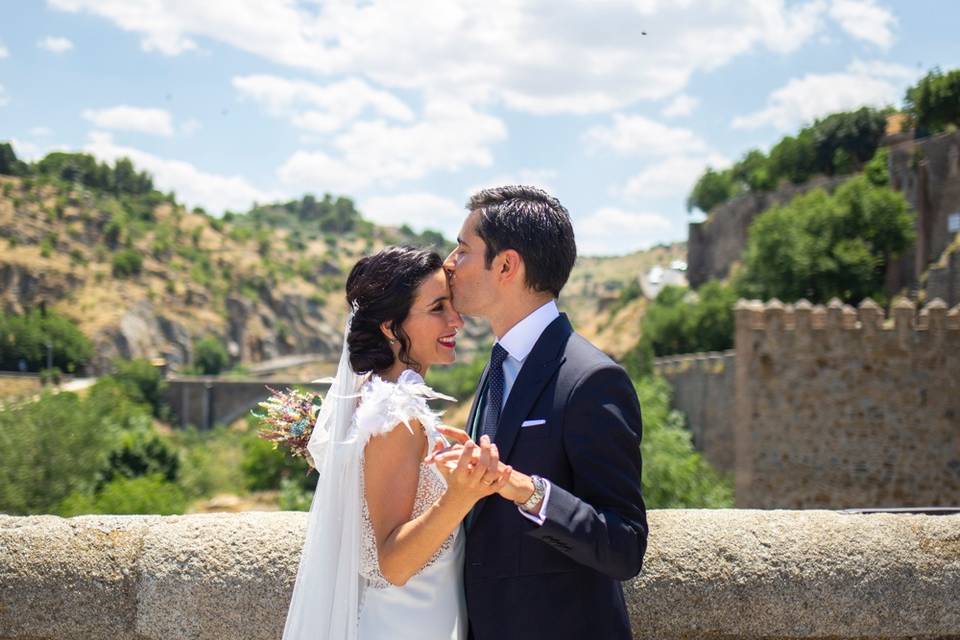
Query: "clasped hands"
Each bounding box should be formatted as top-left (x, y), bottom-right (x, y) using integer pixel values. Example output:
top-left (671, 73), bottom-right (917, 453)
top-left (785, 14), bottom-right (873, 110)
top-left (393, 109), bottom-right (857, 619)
top-left (424, 426), bottom-right (516, 501)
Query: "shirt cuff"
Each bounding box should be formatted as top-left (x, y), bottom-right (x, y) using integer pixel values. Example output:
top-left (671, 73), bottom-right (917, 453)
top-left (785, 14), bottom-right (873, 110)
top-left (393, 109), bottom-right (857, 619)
top-left (517, 478), bottom-right (551, 526)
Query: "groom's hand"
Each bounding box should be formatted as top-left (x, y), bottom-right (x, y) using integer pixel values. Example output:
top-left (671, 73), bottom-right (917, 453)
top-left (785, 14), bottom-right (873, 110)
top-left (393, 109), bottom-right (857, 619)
top-left (428, 434), bottom-right (512, 501)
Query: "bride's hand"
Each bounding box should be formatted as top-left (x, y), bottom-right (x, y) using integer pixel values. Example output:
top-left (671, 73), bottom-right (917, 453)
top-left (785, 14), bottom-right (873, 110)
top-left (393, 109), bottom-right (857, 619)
top-left (427, 434), bottom-right (512, 505)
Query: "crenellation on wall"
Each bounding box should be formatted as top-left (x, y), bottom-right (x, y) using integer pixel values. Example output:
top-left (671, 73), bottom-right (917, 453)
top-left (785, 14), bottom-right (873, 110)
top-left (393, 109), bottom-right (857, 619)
top-left (949, 303), bottom-right (960, 329)
top-left (734, 296), bottom-right (960, 508)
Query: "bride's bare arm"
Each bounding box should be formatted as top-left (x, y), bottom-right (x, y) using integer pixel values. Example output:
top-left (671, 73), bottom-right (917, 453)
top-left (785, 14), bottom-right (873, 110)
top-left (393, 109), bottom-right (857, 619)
top-left (364, 421), bottom-right (510, 586)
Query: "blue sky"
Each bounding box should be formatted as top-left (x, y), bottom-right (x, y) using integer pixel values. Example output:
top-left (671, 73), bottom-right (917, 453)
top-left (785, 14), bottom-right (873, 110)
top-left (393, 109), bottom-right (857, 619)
top-left (1, 0), bottom-right (957, 255)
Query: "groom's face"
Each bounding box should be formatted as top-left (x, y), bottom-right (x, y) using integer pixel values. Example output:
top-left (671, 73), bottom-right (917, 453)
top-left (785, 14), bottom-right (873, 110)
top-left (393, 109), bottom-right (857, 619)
top-left (443, 211), bottom-right (499, 317)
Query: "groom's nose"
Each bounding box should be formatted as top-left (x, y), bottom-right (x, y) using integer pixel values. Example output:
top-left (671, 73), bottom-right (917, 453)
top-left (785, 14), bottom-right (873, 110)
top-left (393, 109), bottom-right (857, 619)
top-left (443, 250), bottom-right (457, 273)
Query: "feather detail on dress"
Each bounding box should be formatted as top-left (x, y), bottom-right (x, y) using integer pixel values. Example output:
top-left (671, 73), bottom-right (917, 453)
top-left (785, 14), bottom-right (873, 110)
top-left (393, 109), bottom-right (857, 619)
top-left (353, 369), bottom-right (456, 447)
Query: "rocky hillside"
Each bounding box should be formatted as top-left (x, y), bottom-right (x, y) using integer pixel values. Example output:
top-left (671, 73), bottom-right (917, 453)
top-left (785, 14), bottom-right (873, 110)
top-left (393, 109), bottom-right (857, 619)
top-left (563, 242), bottom-right (686, 358)
top-left (0, 164), bottom-right (454, 374)
top-left (0, 147), bottom-right (684, 373)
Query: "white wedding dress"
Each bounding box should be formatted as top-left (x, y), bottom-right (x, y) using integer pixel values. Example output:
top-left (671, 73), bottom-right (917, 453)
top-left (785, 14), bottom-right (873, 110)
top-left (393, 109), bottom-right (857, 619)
top-left (355, 369), bottom-right (467, 640)
top-left (281, 353), bottom-right (466, 640)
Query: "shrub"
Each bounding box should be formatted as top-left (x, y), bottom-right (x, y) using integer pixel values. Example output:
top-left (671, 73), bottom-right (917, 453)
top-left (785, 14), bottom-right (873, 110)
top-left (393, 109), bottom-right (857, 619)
top-left (99, 424), bottom-right (180, 489)
top-left (241, 430), bottom-right (314, 492)
top-left (635, 376), bottom-right (733, 508)
top-left (0, 308), bottom-right (93, 373)
top-left (112, 248), bottom-right (143, 278)
top-left (169, 425), bottom-right (249, 500)
top-left (112, 358), bottom-right (167, 416)
top-left (60, 474), bottom-right (188, 515)
top-left (0, 391), bottom-right (120, 514)
top-left (905, 67), bottom-right (960, 134)
top-left (278, 476), bottom-right (313, 511)
top-left (638, 281), bottom-right (737, 358)
top-left (193, 336), bottom-right (229, 375)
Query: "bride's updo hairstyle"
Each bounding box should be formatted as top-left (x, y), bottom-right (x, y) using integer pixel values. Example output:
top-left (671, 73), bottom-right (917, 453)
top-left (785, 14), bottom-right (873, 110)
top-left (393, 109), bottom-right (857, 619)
top-left (345, 246), bottom-right (444, 375)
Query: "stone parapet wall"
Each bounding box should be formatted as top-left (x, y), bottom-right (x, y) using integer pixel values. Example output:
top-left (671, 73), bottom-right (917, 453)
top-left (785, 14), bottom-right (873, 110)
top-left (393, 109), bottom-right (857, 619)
top-left (654, 351), bottom-right (736, 474)
top-left (734, 297), bottom-right (960, 509)
top-left (1, 510), bottom-right (958, 640)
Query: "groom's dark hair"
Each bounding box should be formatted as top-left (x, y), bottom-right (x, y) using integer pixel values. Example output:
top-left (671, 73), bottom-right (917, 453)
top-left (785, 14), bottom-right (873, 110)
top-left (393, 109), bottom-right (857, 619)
top-left (467, 185), bottom-right (576, 297)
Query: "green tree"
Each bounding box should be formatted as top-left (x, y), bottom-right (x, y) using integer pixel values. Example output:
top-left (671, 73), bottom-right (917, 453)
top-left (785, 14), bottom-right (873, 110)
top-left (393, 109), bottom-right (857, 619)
top-left (193, 336), bottom-right (229, 375)
top-left (0, 142), bottom-right (28, 176)
top-left (60, 474), bottom-right (188, 516)
top-left (686, 167), bottom-right (736, 213)
top-left (99, 423), bottom-right (180, 489)
top-left (0, 308), bottom-right (93, 373)
top-left (636, 376), bottom-right (733, 508)
top-left (768, 131), bottom-right (816, 184)
top-left (732, 149), bottom-right (774, 192)
top-left (112, 358), bottom-right (168, 416)
top-left (809, 107), bottom-right (889, 175)
top-left (737, 175), bottom-right (915, 304)
top-left (905, 67), bottom-right (960, 134)
top-left (241, 430), bottom-right (315, 492)
top-left (425, 355), bottom-right (488, 401)
top-left (637, 282), bottom-right (737, 358)
top-left (0, 391), bottom-right (121, 514)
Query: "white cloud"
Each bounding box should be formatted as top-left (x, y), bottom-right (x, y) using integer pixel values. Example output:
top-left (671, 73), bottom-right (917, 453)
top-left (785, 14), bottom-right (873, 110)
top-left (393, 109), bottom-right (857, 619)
top-left (85, 131), bottom-right (276, 214)
top-left (38, 36), bottom-right (74, 53)
top-left (574, 207), bottom-right (676, 256)
top-left (278, 98), bottom-right (507, 193)
top-left (731, 59), bottom-right (916, 131)
top-left (584, 114), bottom-right (709, 157)
top-left (233, 74), bottom-right (414, 134)
top-left (661, 94), bottom-right (699, 118)
top-left (622, 153), bottom-right (731, 200)
top-left (29, 126), bottom-right (54, 137)
top-left (828, 0), bottom-right (896, 48)
top-left (49, 0), bottom-right (831, 115)
top-left (0, 41), bottom-right (8, 58)
top-left (82, 105), bottom-right (175, 136)
top-left (360, 193), bottom-right (463, 239)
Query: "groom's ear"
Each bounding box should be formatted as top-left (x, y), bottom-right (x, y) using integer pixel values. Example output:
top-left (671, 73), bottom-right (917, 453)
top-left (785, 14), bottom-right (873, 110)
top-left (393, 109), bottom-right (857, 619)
top-left (496, 249), bottom-right (523, 284)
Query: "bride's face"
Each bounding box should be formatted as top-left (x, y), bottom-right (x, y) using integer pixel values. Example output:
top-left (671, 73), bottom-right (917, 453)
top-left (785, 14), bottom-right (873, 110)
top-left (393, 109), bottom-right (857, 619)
top-left (400, 269), bottom-right (464, 371)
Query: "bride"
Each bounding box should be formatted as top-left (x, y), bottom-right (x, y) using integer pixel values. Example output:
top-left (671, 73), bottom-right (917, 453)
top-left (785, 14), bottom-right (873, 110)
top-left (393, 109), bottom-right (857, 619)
top-left (281, 246), bottom-right (511, 640)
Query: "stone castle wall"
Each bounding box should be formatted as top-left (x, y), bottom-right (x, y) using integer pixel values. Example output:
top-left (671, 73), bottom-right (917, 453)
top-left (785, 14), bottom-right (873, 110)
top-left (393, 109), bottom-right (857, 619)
top-left (926, 243), bottom-right (960, 307)
top-left (888, 130), bottom-right (960, 288)
top-left (2, 510), bottom-right (959, 640)
top-left (733, 298), bottom-right (960, 509)
top-left (653, 351), bottom-right (736, 474)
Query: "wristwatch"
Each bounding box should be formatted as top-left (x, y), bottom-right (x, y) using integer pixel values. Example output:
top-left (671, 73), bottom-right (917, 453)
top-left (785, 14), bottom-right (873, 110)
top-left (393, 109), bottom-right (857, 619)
top-left (516, 474), bottom-right (546, 512)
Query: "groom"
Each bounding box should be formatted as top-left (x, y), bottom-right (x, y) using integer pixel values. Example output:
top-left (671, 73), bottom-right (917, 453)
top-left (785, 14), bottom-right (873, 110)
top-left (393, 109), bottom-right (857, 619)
top-left (440, 185), bottom-right (647, 640)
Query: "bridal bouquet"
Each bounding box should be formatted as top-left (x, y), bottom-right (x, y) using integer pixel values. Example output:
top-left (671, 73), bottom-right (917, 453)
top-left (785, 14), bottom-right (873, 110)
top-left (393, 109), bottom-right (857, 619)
top-left (253, 386), bottom-right (322, 471)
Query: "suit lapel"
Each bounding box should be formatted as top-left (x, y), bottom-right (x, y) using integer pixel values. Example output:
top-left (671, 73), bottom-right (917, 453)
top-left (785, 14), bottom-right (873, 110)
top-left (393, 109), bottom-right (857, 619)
top-left (493, 314), bottom-right (571, 462)
top-left (467, 314), bottom-right (572, 531)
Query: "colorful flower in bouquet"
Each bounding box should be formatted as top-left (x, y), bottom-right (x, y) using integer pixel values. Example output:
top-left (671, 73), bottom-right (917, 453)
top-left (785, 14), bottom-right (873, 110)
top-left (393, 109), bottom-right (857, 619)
top-left (252, 386), bottom-right (323, 471)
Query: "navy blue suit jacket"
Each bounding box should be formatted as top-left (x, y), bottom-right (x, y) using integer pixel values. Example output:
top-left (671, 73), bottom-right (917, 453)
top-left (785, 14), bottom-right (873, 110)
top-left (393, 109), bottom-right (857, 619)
top-left (464, 313), bottom-right (647, 640)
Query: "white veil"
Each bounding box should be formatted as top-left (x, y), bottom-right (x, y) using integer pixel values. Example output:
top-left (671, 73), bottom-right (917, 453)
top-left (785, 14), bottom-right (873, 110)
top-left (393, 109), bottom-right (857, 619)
top-left (281, 308), bottom-right (365, 640)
